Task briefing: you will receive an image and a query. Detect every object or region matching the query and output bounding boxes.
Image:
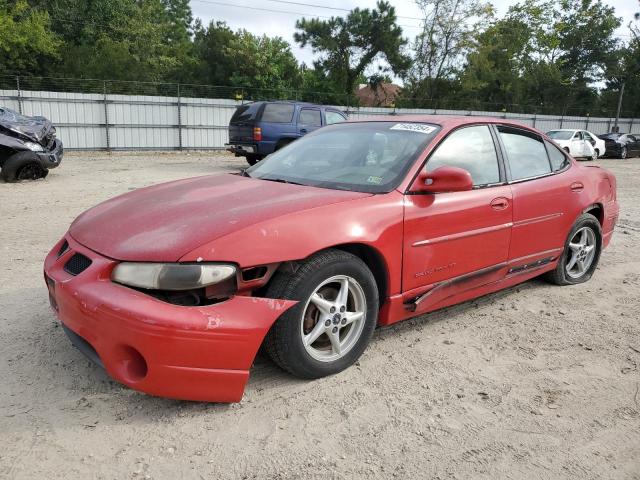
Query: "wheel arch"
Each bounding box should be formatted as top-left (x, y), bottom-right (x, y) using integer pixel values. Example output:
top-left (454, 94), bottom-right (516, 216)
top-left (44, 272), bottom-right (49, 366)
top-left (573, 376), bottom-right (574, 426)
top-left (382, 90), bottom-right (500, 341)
top-left (582, 203), bottom-right (604, 226)
top-left (330, 243), bottom-right (389, 309)
top-left (275, 137), bottom-right (296, 150)
top-left (264, 243), bottom-right (390, 309)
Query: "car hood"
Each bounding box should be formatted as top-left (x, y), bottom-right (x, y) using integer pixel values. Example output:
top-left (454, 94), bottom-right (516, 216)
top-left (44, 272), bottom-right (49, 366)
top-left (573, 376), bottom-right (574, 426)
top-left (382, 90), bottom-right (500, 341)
top-left (69, 174), bottom-right (371, 261)
top-left (0, 107), bottom-right (52, 143)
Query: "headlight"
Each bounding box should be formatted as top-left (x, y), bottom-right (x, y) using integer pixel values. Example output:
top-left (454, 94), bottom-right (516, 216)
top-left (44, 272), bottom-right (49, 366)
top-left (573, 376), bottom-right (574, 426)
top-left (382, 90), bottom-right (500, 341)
top-left (112, 263), bottom-right (236, 290)
top-left (23, 141), bottom-right (44, 152)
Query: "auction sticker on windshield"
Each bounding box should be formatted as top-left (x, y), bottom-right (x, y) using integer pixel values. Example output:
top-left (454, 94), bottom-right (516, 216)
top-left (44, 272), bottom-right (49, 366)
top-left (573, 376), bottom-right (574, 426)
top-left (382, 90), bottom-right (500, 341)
top-left (390, 123), bottom-right (437, 134)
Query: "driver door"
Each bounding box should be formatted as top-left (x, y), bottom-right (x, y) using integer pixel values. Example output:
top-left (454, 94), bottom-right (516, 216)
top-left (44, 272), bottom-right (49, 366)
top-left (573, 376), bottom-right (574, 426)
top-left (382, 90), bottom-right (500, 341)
top-left (402, 124), bottom-right (512, 311)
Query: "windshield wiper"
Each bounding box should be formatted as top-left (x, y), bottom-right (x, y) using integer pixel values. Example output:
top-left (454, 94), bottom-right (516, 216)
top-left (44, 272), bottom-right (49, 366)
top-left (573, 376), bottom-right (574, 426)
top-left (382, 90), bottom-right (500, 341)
top-left (260, 177), bottom-right (306, 186)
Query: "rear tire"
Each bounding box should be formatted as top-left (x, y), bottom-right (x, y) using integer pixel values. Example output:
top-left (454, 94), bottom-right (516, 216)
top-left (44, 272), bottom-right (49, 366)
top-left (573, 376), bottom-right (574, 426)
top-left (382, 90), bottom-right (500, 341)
top-left (544, 213), bottom-right (602, 286)
top-left (245, 154), bottom-right (262, 166)
top-left (620, 147), bottom-right (627, 159)
top-left (1, 152), bottom-right (47, 182)
top-left (264, 249), bottom-right (378, 379)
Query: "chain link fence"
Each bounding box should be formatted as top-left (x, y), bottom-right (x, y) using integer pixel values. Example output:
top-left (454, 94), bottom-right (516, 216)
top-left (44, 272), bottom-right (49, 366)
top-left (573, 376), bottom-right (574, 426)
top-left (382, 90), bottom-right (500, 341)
top-left (0, 75), bottom-right (636, 151)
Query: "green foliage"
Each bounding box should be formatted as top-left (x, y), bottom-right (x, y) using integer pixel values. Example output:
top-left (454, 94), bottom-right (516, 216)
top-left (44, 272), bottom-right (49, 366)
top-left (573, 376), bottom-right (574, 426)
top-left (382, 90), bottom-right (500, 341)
top-left (0, 0), bottom-right (637, 116)
top-left (0, 0), bottom-right (61, 73)
top-left (294, 1), bottom-right (410, 96)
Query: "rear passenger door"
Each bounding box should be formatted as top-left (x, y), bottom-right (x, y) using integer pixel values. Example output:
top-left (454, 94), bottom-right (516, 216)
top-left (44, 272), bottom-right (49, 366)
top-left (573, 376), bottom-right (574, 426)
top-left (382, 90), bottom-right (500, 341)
top-left (496, 125), bottom-right (582, 266)
top-left (297, 108), bottom-right (322, 136)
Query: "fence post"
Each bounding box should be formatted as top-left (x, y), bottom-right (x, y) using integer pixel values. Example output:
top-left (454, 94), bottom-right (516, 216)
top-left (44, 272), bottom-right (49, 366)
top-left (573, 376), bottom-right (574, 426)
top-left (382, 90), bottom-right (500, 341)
top-left (177, 83), bottom-right (183, 151)
top-left (585, 113), bottom-right (590, 130)
top-left (629, 118), bottom-right (634, 133)
top-left (607, 117), bottom-right (612, 132)
top-left (16, 76), bottom-right (23, 114)
top-left (103, 81), bottom-right (111, 152)
top-left (532, 110), bottom-right (537, 128)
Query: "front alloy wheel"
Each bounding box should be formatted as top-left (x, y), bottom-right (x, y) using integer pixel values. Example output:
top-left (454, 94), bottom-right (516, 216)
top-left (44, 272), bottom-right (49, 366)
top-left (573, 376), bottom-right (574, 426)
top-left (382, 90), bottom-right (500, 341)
top-left (264, 249), bottom-right (378, 379)
top-left (301, 275), bottom-right (367, 362)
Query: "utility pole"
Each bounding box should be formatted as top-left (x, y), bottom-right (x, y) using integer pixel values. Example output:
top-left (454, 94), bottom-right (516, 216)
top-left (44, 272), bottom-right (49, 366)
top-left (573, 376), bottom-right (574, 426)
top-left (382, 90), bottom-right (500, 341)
top-left (613, 81), bottom-right (625, 133)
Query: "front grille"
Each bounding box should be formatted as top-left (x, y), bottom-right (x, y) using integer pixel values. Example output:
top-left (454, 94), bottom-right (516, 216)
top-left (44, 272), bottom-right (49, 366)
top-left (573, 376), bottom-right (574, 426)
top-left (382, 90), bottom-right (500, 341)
top-left (57, 240), bottom-right (69, 257)
top-left (64, 253), bottom-right (92, 276)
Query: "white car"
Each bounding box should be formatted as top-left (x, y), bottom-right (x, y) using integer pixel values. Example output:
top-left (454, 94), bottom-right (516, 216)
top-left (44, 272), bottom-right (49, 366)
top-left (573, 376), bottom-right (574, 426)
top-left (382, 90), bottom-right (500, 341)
top-left (546, 129), bottom-right (606, 160)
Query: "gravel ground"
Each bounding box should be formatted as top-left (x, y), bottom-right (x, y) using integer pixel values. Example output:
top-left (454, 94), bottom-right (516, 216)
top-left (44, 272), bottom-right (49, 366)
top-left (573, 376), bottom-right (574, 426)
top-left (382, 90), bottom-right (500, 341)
top-left (1, 151), bottom-right (639, 479)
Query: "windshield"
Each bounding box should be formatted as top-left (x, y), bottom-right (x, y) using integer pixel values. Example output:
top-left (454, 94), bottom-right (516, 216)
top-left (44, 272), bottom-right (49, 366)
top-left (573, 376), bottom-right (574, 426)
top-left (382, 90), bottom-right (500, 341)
top-left (246, 121), bottom-right (440, 193)
top-left (547, 130), bottom-right (574, 140)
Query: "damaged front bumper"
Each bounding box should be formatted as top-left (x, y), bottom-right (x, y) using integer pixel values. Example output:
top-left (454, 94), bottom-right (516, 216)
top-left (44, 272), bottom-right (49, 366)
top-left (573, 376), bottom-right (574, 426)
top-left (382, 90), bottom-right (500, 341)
top-left (44, 235), bottom-right (296, 403)
top-left (36, 138), bottom-right (63, 169)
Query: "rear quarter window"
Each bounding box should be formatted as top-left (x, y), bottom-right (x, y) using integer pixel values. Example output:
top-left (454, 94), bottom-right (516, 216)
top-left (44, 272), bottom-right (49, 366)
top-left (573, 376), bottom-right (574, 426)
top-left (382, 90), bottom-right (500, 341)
top-left (544, 140), bottom-right (570, 171)
top-left (260, 104), bottom-right (295, 123)
top-left (230, 103), bottom-right (262, 123)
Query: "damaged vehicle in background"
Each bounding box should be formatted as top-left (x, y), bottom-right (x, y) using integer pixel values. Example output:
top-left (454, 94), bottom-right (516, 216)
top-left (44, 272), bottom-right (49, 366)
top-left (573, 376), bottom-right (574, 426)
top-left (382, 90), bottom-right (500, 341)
top-left (0, 107), bottom-right (63, 182)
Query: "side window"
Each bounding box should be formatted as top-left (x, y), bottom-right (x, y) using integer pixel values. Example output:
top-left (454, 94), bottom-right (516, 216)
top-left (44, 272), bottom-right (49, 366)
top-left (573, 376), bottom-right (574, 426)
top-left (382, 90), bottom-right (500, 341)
top-left (426, 125), bottom-right (500, 186)
top-left (573, 131), bottom-right (582, 140)
top-left (261, 104), bottom-right (295, 123)
top-left (628, 135), bottom-right (637, 142)
top-left (498, 127), bottom-right (551, 180)
top-left (299, 109), bottom-right (322, 126)
top-left (544, 140), bottom-right (570, 172)
top-left (325, 110), bottom-right (346, 125)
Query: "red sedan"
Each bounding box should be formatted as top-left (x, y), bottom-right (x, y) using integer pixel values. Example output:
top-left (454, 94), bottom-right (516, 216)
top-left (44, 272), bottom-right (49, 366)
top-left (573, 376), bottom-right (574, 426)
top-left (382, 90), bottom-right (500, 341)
top-left (44, 116), bottom-right (619, 402)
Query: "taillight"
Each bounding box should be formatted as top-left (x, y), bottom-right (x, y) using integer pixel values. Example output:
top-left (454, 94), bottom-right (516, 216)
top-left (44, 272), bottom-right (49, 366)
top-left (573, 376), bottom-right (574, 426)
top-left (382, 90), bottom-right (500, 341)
top-left (253, 127), bottom-right (262, 142)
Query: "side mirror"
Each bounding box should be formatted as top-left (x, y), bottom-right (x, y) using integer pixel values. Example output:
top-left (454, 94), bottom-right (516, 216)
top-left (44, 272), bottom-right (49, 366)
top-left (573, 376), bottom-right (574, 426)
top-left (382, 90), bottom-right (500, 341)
top-left (411, 166), bottom-right (473, 193)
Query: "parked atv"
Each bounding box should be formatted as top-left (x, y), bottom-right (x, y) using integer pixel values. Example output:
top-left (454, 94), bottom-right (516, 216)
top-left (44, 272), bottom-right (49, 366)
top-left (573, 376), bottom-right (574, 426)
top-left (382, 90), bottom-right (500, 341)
top-left (0, 107), bottom-right (63, 182)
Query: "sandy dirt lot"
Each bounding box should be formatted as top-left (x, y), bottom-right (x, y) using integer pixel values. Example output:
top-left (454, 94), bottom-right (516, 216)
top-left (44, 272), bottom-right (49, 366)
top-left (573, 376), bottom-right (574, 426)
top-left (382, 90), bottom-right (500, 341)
top-left (1, 151), bottom-right (639, 479)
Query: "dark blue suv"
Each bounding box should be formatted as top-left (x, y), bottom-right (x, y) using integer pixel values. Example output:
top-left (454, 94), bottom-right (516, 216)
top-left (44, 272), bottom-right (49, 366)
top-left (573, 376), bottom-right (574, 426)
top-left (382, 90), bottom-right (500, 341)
top-left (226, 101), bottom-right (347, 165)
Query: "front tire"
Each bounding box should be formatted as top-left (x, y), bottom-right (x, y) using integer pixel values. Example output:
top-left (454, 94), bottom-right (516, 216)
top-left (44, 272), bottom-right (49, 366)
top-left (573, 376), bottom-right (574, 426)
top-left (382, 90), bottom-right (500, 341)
top-left (1, 151), bottom-right (47, 182)
top-left (264, 249), bottom-right (379, 379)
top-left (544, 214), bottom-right (602, 285)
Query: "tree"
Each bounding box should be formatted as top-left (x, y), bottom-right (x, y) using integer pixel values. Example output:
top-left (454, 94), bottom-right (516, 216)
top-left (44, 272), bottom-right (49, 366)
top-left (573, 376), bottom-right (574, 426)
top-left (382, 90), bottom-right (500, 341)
top-left (227, 31), bottom-right (302, 95)
top-left (294, 1), bottom-right (410, 96)
top-left (406, 0), bottom-right (494, 103)
top-left (0, 0), bottom-right (61, 74)
top-left (455, 0), bottom-right (622, 114)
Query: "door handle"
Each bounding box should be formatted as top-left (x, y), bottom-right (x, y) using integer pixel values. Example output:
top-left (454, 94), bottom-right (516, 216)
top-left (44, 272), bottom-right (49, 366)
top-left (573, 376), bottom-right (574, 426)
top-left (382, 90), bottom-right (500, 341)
top-left (570, 182), bottom-right (584, 192)
top-left (490, 197), bottom-right (509, 210)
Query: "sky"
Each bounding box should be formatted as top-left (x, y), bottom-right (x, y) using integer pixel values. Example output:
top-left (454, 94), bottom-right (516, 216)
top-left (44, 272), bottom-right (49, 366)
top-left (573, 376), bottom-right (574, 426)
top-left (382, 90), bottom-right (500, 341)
top-left (190, 0), bottom-right (637, 76)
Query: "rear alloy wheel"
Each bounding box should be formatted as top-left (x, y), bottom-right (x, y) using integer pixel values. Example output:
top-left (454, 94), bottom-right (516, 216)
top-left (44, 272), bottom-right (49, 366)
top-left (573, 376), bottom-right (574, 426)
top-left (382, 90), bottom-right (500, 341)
top-left (620, 147), bottom-right (627, 159)
top-left (545, 214), bottom-right (602, 285)
top-left (590, 150), bottom-right (598, 161)
top-left (264, 249), bottom-right (378, 379)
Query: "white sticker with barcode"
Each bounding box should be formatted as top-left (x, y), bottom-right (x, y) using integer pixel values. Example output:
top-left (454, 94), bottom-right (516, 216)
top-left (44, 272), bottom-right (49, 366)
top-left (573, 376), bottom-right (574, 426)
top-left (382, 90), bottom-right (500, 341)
top-left (390, 123), bottom-right (436, 134)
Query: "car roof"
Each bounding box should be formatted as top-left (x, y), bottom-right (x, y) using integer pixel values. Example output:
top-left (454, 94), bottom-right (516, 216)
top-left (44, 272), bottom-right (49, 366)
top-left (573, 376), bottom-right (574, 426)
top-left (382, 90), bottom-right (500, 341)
top-left (344, 114), bottom-right (538, 131)
top-left (248, 100), bottom-right (333, 107)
